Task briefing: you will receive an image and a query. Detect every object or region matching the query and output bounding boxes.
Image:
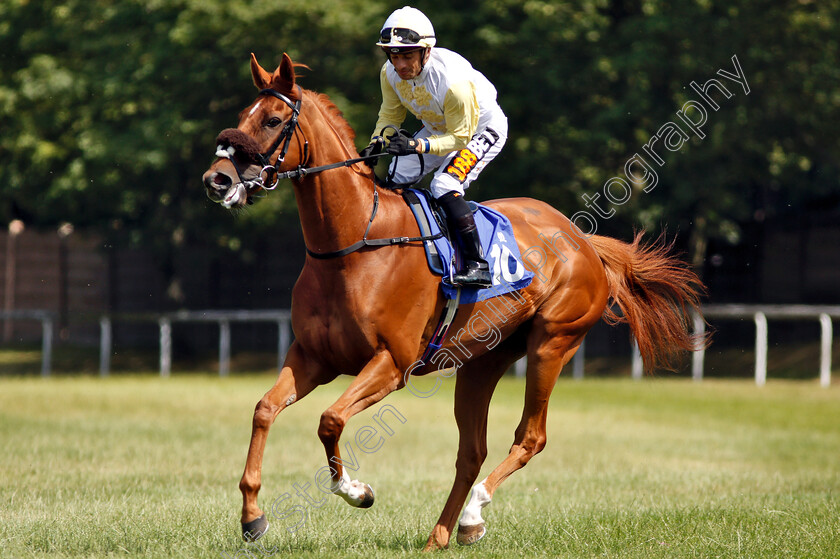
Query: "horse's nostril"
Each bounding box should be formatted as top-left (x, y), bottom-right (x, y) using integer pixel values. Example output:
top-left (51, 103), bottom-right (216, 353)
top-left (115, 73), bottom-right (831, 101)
top-left (207, 172), bottom-right (232, 189)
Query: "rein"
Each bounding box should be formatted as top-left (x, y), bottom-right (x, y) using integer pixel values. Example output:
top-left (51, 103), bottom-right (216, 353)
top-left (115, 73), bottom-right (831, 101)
top-left (216, 86), bottom-right (442, 259)
top-left (258, 87), bottom-right (392, 184)
top-left (305, 188), bottom-right (443, 259)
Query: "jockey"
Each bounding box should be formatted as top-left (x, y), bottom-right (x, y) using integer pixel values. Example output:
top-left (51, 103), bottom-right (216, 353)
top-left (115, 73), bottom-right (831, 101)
top-left (360, 6), bottom-right (508, 289)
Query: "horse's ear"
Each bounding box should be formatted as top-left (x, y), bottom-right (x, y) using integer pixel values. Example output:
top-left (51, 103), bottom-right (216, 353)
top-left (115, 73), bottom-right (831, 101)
top-left (271, 52), bottom-right (296, 90)
top-left (250, 53), bottom-right (273, 90)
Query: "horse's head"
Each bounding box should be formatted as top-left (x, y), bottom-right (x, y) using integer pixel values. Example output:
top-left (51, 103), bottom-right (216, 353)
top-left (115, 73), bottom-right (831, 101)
top-left (202, 53), bottom-right (307, 208)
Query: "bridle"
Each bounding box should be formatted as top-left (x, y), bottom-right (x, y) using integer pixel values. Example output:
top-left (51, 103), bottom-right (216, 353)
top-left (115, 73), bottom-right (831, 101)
top-left (254, 87), bottom-right (305, 187)
top-left (213, 86), bottom-right (306, 194)
top-left (215, 85), bottom-right (388, 194)
top-left (213, 87), bottom-right (440, 258)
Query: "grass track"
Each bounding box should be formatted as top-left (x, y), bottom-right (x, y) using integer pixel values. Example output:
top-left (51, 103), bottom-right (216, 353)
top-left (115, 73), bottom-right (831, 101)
top-left (0, 374), bottom-right (838, 558)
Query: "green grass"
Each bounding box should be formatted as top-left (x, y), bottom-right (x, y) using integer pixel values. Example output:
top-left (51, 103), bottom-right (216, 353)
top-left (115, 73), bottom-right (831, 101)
top-left (0, 374), bottom-right (838, 558)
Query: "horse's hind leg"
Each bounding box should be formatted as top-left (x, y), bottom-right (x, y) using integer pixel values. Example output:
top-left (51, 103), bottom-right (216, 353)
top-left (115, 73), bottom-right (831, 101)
top-left (239, 342), bottom-right (333, 541)
top-left (456, 328), bottom-right (584, 546)
top-left (424, 344), bottom-right (520, 551)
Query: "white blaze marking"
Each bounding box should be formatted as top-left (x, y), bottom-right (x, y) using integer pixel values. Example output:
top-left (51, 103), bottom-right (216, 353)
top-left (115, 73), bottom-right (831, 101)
top-left (248, 100), bottom-right (263, 116)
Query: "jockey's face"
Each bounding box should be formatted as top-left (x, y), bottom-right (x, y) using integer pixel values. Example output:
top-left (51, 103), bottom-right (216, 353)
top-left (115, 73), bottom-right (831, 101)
top-left (389, 49), bottom-right (424, 80)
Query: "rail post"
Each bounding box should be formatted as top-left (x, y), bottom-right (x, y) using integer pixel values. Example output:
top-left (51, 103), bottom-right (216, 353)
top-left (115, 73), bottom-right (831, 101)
top-left (754, 312), bottom-right (768, 386)
top-left (631, 339), bottom-right (643, 380)
top-left (514, 356), bottom-right (526, 378)
top-left (99, 316), bottom-right (111, 377)
top-left (692, 312), bottom-right (705, 381)
top-left (572, 339), bottom-right (585, 380)
top-left (40, 315), bottom-right (53, 377)
top-left (819, 313), bottom-right (832, 388)
top-left (278, 317), bottom-right (291, 371)
top-left (159, 317), bottom-right (171, 378)
top-left (219, 319), bottom-right (231, 377)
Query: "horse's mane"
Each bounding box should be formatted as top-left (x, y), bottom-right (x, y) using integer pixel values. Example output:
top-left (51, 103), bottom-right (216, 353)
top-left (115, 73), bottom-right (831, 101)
top-left (305, 90), bottom-right (357, 147)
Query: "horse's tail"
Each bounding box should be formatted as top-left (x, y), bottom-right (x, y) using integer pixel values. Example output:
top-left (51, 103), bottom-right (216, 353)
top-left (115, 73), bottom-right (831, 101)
top-left (587, 232), bottom-right (710, 372)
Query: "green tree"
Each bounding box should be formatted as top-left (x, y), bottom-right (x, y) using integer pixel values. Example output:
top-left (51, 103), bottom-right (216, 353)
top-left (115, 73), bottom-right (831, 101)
top-left (1, 0), bottom-right (838, 306)
top-left (0, 0), bottom-right (388, 303)
top-left (452, 0), bottom-right (840, 267)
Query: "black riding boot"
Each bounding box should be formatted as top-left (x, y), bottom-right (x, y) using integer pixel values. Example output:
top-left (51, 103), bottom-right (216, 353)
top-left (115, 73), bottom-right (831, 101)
top-left (437, 191), bottom-right (493, 288)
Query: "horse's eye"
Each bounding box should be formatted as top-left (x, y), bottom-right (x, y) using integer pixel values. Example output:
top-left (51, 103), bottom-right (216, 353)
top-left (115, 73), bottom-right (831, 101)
top-left (266, 117), bottom-right (283, 128)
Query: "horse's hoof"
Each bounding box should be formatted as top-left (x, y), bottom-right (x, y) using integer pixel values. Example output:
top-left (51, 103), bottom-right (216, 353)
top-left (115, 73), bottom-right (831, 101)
top-left (358, 484), bottom-right (375, 508)
top-left (242, 514), bottom-right (269, 541)
top-left (335, 477), bottom-right (375, 508)
top-left (456, 522), bottom-right (486, 546)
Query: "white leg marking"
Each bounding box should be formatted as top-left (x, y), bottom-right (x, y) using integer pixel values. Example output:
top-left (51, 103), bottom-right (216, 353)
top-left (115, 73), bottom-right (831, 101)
top-left (459, 480), bottom-right (491, 526)
top-left (332, 467), bottom-right (374, 507)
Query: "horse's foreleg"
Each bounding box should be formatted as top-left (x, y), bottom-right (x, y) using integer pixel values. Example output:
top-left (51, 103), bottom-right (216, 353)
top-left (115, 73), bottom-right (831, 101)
top-left (456, 332), bottom-right (582, 546)
top-left (423, 351), bottom-right (510, 551)
top-left (317, 350), bottom-right (402, 509)
top-left (239, 342), bottom-right (329, 541)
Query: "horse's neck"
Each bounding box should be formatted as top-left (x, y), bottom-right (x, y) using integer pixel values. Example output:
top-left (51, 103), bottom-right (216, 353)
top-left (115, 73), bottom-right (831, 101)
top-left (293, 96), bottom-right (379, 255)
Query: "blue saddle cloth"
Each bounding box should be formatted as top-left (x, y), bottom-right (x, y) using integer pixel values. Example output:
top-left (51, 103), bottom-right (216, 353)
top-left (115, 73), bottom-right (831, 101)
top-left (402, 189), bottom-right (533, 304)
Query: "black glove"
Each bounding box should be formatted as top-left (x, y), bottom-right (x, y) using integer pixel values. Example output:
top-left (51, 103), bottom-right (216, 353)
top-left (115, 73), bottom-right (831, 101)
top-left (386, 130), bottom-right (420, 156)
top-left (359, 136), bottom-right (384, 168)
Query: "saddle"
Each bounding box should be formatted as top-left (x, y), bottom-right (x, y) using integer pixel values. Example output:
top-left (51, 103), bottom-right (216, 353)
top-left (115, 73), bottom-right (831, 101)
top-left (401, 188), bottom-right (533, 304)
top-left (400, 188), bottom-right (534, 362)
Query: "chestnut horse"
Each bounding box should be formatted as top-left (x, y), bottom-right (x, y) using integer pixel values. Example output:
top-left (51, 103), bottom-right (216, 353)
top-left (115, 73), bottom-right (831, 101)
top-left (202, 53), bottom-right (706, 550)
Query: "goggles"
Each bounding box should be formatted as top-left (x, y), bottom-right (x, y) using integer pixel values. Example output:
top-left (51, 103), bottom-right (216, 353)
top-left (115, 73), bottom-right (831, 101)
top-left (379, 27), bottom-right (432, 45)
